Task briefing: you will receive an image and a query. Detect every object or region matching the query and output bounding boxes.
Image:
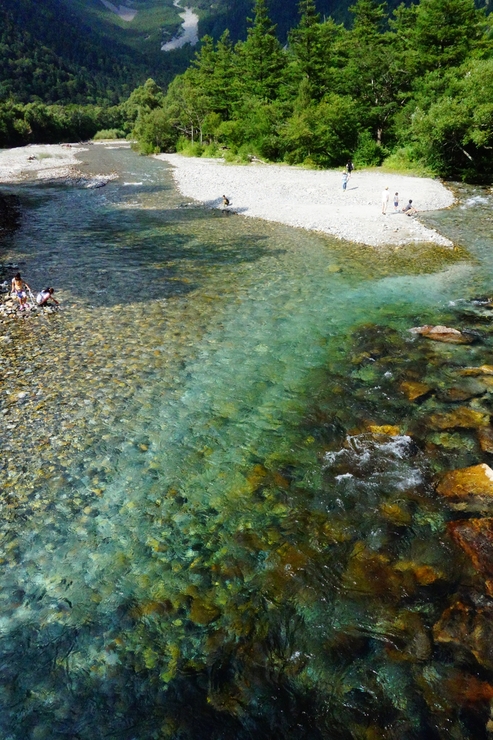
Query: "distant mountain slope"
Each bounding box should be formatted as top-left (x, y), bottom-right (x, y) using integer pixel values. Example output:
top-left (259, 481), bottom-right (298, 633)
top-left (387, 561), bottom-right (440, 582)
top-left (0, 0), bottom-right (190, 104)
top-left (4, 0), bottom-right (461, 106)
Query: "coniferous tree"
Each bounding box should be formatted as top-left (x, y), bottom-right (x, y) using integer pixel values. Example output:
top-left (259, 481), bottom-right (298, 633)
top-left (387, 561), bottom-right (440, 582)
top-left (288, 0), bottom-right (326, 97)
top-left (412, 0), bottom-right (486, 70)
top-left (236, 0), bottom-right (287, 102)
top-left (192, 33), bottom-right (237, 119)
top-left (345, 0), bottom-right (398, 145)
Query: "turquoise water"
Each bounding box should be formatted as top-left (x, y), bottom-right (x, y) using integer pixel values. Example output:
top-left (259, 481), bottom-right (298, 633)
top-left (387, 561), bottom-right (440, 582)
top-left (1, 146), bottom-right (493, 738)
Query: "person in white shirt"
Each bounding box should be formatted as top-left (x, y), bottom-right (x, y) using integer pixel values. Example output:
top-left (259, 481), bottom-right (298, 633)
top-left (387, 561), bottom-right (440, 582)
top-left (381, 187), bottom-right (390, 214)
top-left (36, 287), bottom-right (59, 307)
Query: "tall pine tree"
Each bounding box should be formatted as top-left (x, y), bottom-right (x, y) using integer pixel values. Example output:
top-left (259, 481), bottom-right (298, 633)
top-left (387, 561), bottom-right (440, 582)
top-left (236, 0), bottom-right (287, 102)
top-left (288, 0), bottom-right (326, 97)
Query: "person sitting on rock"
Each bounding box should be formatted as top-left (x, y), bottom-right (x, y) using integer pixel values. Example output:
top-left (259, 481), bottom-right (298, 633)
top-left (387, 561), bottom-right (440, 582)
top-left (222, 195), bottom-right (231, 207)
top-left (402, 199), bottom-right (418, 216)
top-left (11, 272), bottom-right (31, 311)
top-left (36, 287), bottom-right (60, 307)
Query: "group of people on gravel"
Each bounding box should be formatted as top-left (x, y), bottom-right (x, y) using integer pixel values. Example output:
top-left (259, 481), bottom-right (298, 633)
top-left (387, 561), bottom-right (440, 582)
top-left (10, 272), bottom-right (59, 311)
top-left (341, 162), bottom-right (419, 217)
top-left (381, 187), bottom-right (418, 216)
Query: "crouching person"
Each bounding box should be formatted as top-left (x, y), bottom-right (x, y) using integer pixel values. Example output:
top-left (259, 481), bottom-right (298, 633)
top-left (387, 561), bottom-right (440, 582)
top-left (37, 287), bottom-right (60, 307)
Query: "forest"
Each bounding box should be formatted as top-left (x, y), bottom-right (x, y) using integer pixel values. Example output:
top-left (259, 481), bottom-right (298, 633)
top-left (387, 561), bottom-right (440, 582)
top-left (128, 0), bottom-right (493, 182)
top-left (1, 0), bottom-right (493, 181)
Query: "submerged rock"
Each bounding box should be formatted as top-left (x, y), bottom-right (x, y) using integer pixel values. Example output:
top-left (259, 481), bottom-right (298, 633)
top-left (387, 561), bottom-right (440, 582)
top-left (437, 464), bottom-right (493, 510)
top-left (479, 428), bottom-right (493, 454)
top-left (0, 192), bottom-right (21, 234)
top-left (400, 380), bottom-right (432, 401)
top-left (461, 365), bottom-right (493, 376)
top-left (410, 325), bottom-right (474, 344)
top-left (449, 517), bottom-right (493, 594)
top-left (428, 406), bottom-right (490, 431)
top-left (367, 424), bottom-right (401, 435)
top-left (434, 598), bottom-right (493, 670)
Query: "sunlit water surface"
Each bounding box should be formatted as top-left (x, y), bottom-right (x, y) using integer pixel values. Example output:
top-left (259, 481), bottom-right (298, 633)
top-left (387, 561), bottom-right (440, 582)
top-left (1, 146), bottom-right (493, 739)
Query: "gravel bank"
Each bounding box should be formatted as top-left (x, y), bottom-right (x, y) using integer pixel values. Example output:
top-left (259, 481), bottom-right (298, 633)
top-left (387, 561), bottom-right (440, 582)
top-left (157, 154), bottom-right (456, 248)
top-left (0, 144), bottom-right (86, 183)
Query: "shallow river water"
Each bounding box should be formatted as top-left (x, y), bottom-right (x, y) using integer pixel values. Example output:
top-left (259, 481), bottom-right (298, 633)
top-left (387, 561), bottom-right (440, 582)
top-left (1, 145), bottom-right (493, 739)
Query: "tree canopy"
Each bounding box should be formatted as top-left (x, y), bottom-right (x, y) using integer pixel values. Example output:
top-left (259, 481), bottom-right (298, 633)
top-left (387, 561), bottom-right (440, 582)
top-left (124, 0), bottom-right (493, 181)
top-left (2, 0), bottom-right (493, 181)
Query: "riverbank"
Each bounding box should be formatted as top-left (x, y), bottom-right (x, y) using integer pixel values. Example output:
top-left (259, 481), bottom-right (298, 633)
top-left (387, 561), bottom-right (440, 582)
top-left (157, 153), bottom-right (456, 248)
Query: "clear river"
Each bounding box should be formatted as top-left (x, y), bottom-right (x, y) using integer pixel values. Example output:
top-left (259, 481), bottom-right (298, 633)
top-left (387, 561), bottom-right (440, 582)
top-left (1, 143), bottom-right (493, 739)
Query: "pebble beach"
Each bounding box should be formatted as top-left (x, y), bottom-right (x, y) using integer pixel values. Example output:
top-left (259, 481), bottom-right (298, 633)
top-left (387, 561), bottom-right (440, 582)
top-left (157, 153), bottom-right (456, 248)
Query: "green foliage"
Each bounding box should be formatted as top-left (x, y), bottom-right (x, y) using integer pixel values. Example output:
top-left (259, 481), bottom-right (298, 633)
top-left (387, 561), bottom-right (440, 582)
top-left (133, 108), bottom-right (178, 154)
top-left (413, 0), bottom-right (486, 70)
top-left (236, 0), bottom-right (288, 102)
top-left (283, 94), bottom-right (360, 166)
top-left (2, 0), bottom-right (493, 181)
top-left (176, 139), bottom-right (206, 157)
top-left (396, 59), bottom-right (493, 180)
top-left (124, 0), bottom-right (493, 181)
top-left (353, 130), bottom-right (387, 166)
top-left (0, 0), bottom-right (155, 105)
top-left (0, 101), bottom-right (124, 147)
top-left (93, 129), bottom-right (126, 140)
top-left (382, 146), bottom-right (434, 175)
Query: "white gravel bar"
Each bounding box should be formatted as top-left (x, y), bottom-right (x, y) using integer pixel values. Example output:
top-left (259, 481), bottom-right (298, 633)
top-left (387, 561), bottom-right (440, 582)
top-left (157, 153), bottom-right (456, 248)
top-left (0, 144), bottom-right (85, 183)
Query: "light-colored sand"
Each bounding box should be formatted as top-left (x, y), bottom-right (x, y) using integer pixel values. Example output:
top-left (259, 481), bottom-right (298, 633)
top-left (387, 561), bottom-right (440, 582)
top-left (0, 144), bottom-right (85, 184)
top-left (157, 154), bottom-right (456, 248)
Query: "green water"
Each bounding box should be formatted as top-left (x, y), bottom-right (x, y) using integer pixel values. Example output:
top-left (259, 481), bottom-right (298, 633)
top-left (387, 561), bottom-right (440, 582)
top-left (1, 146), bottom-right (493, 739)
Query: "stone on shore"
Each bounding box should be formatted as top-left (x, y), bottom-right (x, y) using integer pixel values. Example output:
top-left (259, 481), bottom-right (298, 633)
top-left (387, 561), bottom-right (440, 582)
top-left (157, 153), bottom-right (455, 248)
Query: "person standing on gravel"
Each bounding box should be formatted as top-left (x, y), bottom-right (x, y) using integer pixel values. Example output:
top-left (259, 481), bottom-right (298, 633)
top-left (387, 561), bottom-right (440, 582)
top-left (381, 187), bottom-right (390, 214)
top-left (11, 272), bottom-right (31, 311)
top-left (342, 170), bottom-right (349, 191)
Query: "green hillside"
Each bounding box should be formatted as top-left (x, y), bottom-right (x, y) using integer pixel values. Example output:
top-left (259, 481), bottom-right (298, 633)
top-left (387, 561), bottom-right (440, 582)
top-left (3, 0), bottom-right (491, 107)
top-left (1, 0), bottom-right (421, 107)
top-left (59, 0), bottom-right (185, 56)
top-left (0, 0), bottom-right (193, 104)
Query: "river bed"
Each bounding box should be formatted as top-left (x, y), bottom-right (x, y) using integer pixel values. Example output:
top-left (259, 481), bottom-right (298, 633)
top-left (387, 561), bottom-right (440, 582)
top-left (1, 144), bottom-right (493, 739)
